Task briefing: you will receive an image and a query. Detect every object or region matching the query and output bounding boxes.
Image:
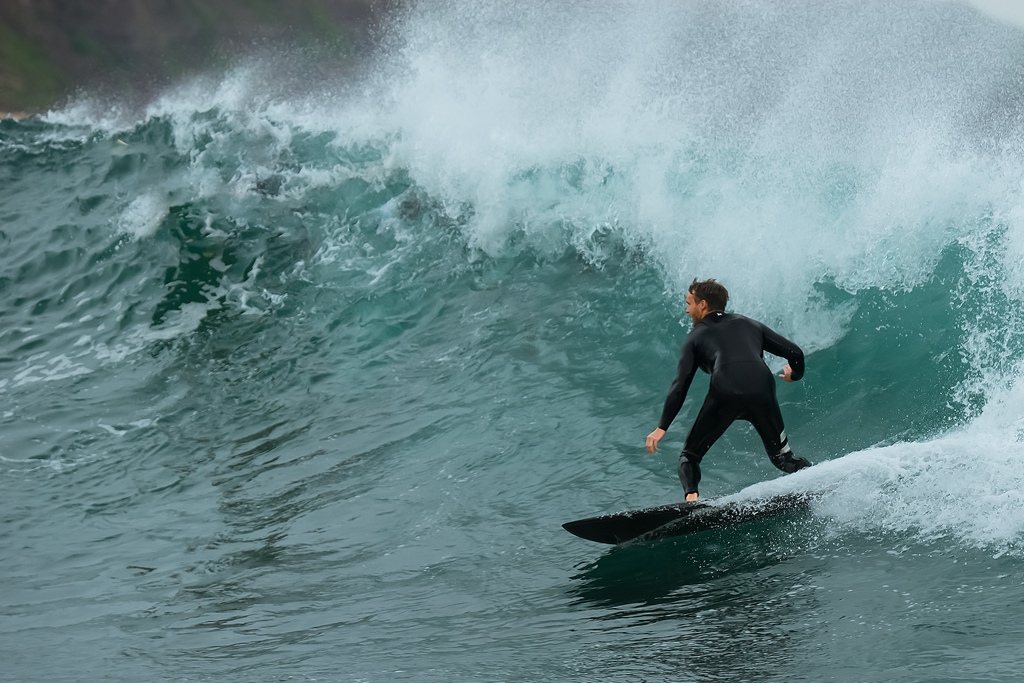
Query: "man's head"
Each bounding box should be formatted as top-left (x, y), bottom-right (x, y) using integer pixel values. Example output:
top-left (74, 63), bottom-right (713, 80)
top-left (686, 278), bottom-right (728, 324)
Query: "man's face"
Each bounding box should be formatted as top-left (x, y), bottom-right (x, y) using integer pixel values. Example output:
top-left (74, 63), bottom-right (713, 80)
top-left (685, 292), bottom-right (707, 325)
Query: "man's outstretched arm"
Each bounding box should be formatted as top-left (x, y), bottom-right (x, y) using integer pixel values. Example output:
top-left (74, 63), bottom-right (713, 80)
top-left (647, 341), bottom-right (698, 453)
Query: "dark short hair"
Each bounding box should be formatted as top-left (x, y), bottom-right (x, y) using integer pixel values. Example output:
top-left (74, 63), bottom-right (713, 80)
top-left (689, 278), bottom-right (729, 311)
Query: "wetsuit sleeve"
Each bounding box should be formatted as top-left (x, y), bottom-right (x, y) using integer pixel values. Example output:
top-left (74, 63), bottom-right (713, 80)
top-left (658, 338), bottom-right (699, 431)
top-left (760, 324), bottom-right (805, 381)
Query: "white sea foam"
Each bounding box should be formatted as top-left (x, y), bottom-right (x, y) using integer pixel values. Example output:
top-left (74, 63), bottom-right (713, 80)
top-left (11, 353), bottom-right (94, 387)
top-left (342, 0), bottom-right (1024, 350)
top-left (732, 375), bottom-right (1024, 555)
top-left (118, 192), bottom-right (168, 240)
top-left (723, 349), bottom-right (1024, 555)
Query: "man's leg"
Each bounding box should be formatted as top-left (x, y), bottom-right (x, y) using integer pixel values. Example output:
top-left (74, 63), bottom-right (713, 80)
top-left (679, 393), bottom-right (738, 499)
top-left (746, 395), bottom-right (811, 473)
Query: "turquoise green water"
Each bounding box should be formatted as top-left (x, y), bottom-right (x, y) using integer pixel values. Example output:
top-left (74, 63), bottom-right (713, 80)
top-left (4, 2), bottom-right (1024, 680)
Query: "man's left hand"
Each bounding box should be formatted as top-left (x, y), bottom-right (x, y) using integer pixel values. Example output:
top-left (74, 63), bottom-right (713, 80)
top-left (779, 364), bottom-right (795, 382)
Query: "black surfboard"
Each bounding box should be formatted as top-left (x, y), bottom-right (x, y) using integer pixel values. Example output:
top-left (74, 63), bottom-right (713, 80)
top-left (562, 491), bottom-right (815, 544)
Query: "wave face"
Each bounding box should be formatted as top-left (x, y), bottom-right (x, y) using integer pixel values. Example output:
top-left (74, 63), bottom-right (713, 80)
top-left (4, 1), bottom-right (1024, 680)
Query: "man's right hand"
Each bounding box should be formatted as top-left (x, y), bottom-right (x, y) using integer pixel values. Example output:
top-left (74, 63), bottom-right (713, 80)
top-left (646, 428), bottom-right (666, 454)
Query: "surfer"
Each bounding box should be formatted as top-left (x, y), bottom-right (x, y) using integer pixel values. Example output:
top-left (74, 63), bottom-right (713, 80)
top-left (646, 278), bottom-right (811, 501)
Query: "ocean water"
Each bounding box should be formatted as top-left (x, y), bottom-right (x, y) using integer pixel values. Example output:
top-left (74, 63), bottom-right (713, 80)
top-left (4, 1), bottom-right (1024, 680)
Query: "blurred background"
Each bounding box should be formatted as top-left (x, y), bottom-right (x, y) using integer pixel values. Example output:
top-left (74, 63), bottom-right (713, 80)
top-left (0, 0), bottom-right (385, 115)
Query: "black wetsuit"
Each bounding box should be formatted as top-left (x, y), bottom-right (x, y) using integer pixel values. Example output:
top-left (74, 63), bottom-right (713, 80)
top-left (658, 311), bottom-right (811, 496)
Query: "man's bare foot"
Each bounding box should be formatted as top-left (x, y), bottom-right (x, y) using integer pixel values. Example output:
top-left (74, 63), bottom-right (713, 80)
top-left (685, 492), bottom-right (698, 502)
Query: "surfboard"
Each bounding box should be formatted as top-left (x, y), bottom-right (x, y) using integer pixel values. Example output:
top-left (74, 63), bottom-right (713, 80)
top-left (562, 491), bottom-right (815, 544)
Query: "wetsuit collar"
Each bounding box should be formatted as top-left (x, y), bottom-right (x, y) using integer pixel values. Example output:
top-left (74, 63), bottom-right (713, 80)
top-left (699, 310), bottom-right (727, 325)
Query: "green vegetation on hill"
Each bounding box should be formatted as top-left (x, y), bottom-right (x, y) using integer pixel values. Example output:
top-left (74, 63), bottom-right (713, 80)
top-left (0, 0), bottom-right (383, 114)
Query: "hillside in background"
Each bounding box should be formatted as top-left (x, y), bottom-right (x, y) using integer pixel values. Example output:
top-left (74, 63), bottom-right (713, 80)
top-left (0, 0), bottom-right (386, 114)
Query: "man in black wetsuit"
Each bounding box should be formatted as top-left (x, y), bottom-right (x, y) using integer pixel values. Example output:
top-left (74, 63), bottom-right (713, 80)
top-left (646, 278), bottom-right (811, 501)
